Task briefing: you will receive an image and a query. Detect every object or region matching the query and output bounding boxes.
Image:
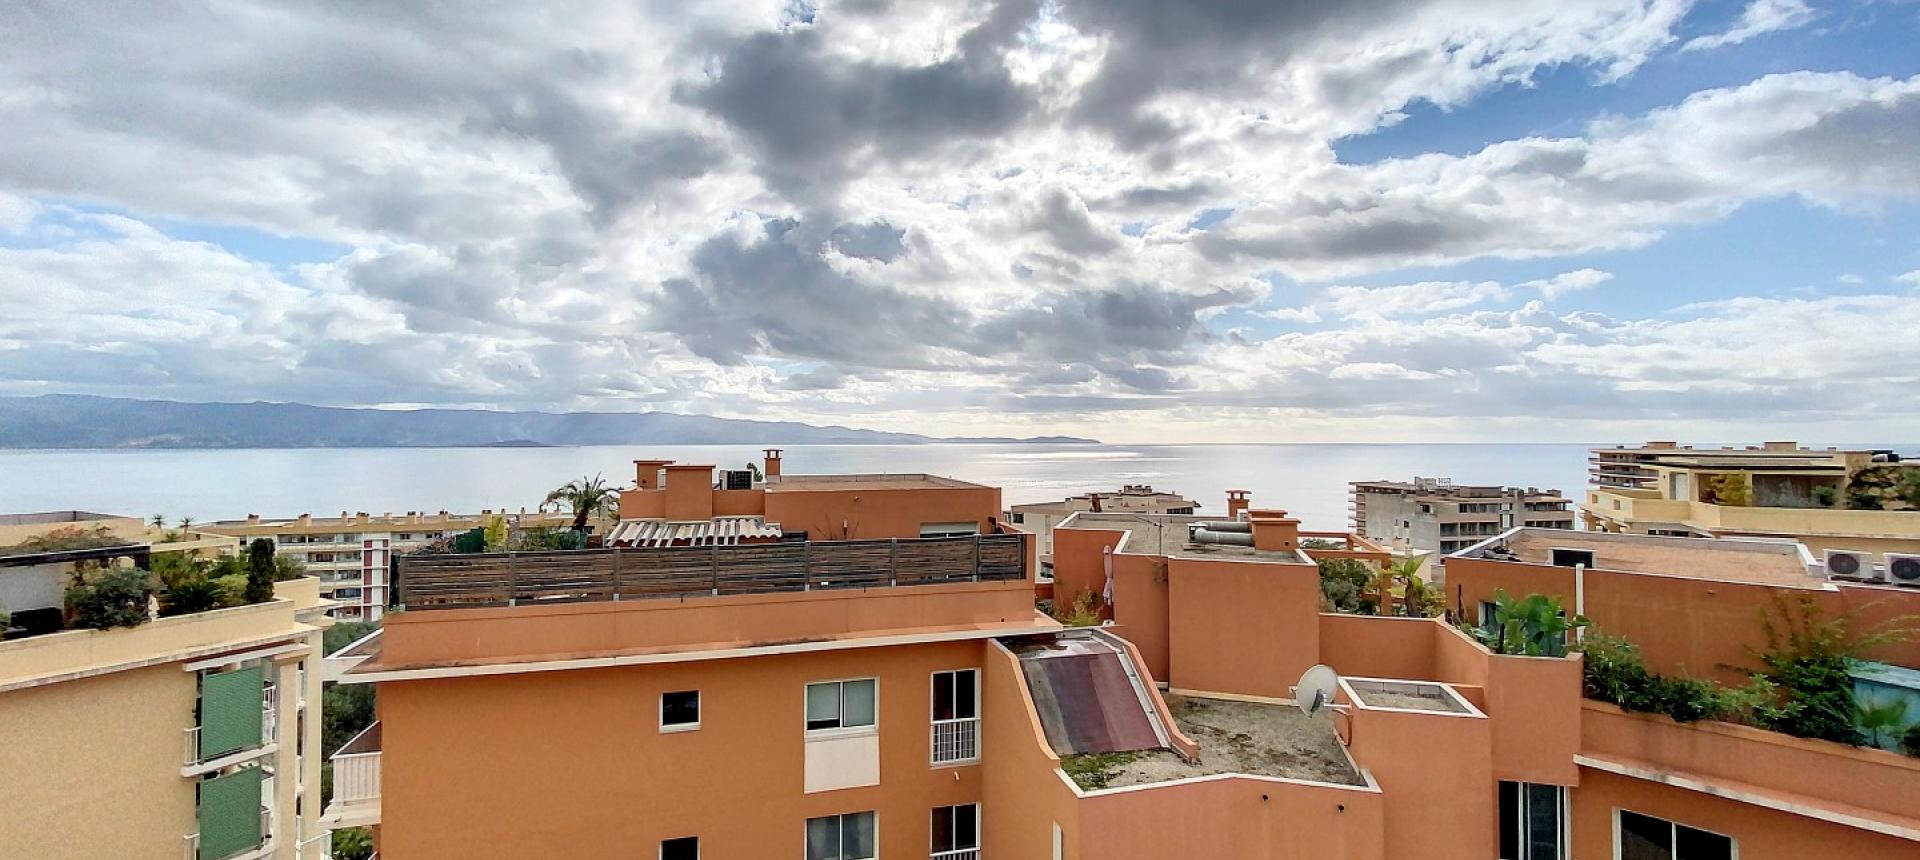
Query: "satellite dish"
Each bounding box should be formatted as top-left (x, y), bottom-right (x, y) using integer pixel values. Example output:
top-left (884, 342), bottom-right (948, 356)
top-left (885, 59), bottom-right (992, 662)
top-left (1294, 664), bottom-right (1340, 717)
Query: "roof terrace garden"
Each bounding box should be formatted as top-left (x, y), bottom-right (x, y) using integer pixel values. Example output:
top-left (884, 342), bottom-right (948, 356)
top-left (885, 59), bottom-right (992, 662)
top-left (1066, 695), bottom-right (1364, 790)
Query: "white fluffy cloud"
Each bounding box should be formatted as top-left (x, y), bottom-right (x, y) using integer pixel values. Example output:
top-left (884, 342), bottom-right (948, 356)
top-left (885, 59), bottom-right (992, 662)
top-left (0, 1), bottom-right (1917, 441)
top-left (1683, 0), bottom-right (1818, 51)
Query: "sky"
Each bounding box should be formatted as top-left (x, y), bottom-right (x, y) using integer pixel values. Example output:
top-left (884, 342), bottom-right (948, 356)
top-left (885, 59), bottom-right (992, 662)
top-left (1, 0), bottom-right (1917, 444)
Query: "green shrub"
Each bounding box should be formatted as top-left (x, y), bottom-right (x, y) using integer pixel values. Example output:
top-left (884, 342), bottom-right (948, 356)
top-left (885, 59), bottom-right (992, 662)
top-left (272, 555), bottom-right (307, 582)
top-left (1904, 721), bottom-right (1920, 757)
top-left (1471, 590), bottom-right (1588, 657)
top-left (1579, 631), bottom-right (1764, 725)
top-left (212, 573), bottom-right (250, 607)
top-left (1811, 485), bottom-right (1837, 508)
top-left (1317, 558), bottom-right (1372, 613)
top-left (331, 827), bottom-right (374, 860)
top-left (1749, 594), bottom-right (1908, 746)
top-left (1061, 751), bottom-right (1140, 790)
top-left (517, 527), bottom-right (587, 551)
top-left (160, 577), bottom-right (224, 617)
top-left (66, 564), bottom-right (154, 629)
top-left (1051, 589), bottom-right (1102, 627)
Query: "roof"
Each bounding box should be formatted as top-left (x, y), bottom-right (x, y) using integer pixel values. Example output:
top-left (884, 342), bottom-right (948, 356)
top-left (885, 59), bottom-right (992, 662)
top-left (606, 516), bottom-right (784, 547)
top-left (0, 511), bottom-right (129, 527)
top-left (1091, 694), bottom-right (1364, 788)
top-left (1063, 513), bottom-right (1306, 563)
top-left (1462, 528), bottom-right (1816, 586)
top-left (205, 511), bottom-right (576, 533)
top-left (768, 473), bottom-right (987, 491)
top-left (1018, 634), bottom-right (1165, 756)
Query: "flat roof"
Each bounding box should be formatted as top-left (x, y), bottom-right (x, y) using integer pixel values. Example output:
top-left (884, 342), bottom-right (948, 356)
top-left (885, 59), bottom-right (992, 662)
top-left (0, 511), bottom-right (128, 526)
top-left (768, 473), bottom-right (987, 491)
top-left (1063, 513), bottom-right (1305, 563)
top-left (1090, 694), bottom-right (1364, 788)
top-left (1467, 528), bottom-right (1815, 586)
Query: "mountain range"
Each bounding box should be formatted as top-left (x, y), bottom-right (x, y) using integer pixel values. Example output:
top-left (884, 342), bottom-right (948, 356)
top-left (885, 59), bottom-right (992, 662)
top-left (0, 395), bottom-right (1095, 448)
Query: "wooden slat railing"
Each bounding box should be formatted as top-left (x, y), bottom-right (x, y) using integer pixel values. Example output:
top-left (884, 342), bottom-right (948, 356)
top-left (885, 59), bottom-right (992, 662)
top-left (396, 534), bottom-right (1026, 610)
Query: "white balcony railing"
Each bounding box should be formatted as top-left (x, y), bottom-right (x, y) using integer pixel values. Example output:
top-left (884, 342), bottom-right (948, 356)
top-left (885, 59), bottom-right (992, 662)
top-left (931, 717), bottom-right (979, 765)
top-left (331, 751), bottom-right (382, 805)
top-left (932, 850), bottom-right (980, 860)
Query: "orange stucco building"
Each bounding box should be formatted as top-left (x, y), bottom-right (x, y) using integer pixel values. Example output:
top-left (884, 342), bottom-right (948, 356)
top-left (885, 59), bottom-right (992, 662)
top-left (324, 460), bottom-right (1920, 860)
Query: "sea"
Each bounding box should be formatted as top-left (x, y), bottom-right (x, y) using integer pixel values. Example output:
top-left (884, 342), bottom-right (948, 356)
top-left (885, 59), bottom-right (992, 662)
top-left (0, 443), bottom-right (1603, 530)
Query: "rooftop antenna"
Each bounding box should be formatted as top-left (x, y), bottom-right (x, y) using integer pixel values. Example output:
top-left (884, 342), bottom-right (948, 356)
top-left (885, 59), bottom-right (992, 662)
top-left (1292, 664), bottom-right (1347, 717)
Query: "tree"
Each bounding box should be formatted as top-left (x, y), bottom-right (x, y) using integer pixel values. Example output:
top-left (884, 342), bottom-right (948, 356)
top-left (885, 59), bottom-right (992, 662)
top-left (160, 577), bottom-right (224, 617)
top-left (543, 474), bottom-right (621, 531)
top-left (1471, 590), bottom-right (1589, 657)
top-left (149, 513), bottom-right (167, 529)
top-left (331, 827), bottom-right (374, 860)
top-left (176, 515), bottom-right (196, 531)
top-left (244, 538), bottom-right (276, 604)
top-left (1748, 594), bottom-right (1908, 745)
top-left (1317, 558), bottom-right (1373, 613)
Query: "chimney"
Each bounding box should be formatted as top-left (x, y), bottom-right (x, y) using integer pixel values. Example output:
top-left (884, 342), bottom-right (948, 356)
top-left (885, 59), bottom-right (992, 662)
top-left (298, 513), bottom-right (312, 526)
top-left (1248, 509), bottom-right (1300, 553)
top-left (1089, 493), bottom-right (1103, 513)
top-left (763, 448), bottom-right (784, 480)
top-left (246, 514), bottom-right (260, 525)
top-left (633, 459), bottom-right (673, 490)
top-left (340, 510), bottom-right (349, 520)
top-left (1763, 441), bottom-right (1798, 451)
top-left (1226, 490), bottom-right (1251, 520)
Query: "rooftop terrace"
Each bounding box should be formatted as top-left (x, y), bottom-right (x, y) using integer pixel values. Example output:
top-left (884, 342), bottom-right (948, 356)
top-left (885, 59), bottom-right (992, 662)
top-left (1063, 513), bottom-right (1305, 563)
top-left (767, 472), bottom-right (988, 491)
top-left (1463, 528), bottom-right (1815, 586)
top-left (1087, 695), bottom-right (1363, 789)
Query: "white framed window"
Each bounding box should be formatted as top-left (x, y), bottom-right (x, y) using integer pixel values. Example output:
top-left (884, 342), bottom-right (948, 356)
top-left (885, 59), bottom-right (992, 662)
top-left (931, 803), bottom-right (979, 858)
top-left (660, 836), bottom-right (698, 860)
top-left (806, 679), bottom-right (877, 732)
top-left (919, 523), bottom-right (976, 538)
top-left (806, 811), bottom-right (876, 860)
top-left (931, 669), bottom-right (980, 765)
top-left (1500, 781), bottom-right (1566, 860)
top-left (1615, 809), bottom-right (1734, 860)
top-left (661, 690), bottom-right (700, 732)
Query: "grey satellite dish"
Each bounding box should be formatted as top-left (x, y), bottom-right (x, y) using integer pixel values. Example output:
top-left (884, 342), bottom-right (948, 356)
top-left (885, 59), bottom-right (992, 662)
top-left (1294, 664), bottom-right (1340, 717)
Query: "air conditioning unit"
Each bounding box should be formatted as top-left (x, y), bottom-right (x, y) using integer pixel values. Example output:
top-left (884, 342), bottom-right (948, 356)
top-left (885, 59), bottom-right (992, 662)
top-left (1886, 553), bottom-right (1920, 588)
top-left (1823, 548), bottom-right (1873, 579)
top-left (722, 469), bottom-right (754, 490)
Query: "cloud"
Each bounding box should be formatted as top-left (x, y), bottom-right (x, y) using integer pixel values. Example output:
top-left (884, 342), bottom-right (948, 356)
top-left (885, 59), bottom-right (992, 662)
top-left (3, 2), bottom-right (1919, 441)
top-left (1683, 0), bottom-right (1818, 52)
top-left (1898, 270), bottom-right (1920, 287)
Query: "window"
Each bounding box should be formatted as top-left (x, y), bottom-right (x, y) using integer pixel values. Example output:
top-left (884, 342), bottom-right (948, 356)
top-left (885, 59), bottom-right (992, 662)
top-left (806, 811), bottom-right (876, 860)
top-left (931, 803), bottom-right (979, 857)
top-left (1499, 781), bottom-right (1564, 859)
top-left (1009, 512), bottom-right (1025, 524)
top-left (806, 679), bottom-right (876, 731)
top-left (661, 690), bottom-right (700, 731)
top-left (1618, 810), bottom-right (1733, 860)
top-left (1548, 548), bottom-right (1595, 568)
top-left (660, 836), bottom-right (698, 860)
top-left (1479, 601), bottom-right (1499, 629)
top-left (919, 522), bottom-right (976, 538)
top-left (931, 669), bottom-right (980, 764)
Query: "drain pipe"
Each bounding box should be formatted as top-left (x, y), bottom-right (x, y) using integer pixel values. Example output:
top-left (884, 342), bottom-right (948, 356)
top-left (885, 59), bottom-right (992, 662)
top-left (1574, 562), bottom-right (1586, 643)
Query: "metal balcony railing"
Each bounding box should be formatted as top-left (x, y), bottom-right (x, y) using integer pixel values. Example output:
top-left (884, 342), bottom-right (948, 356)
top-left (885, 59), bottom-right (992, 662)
top-left (931, 717), bottom-right (980, 765)
top-left (396, 534), bottom-right (1027, 611)
top-left (932, 849), bottom-right (980, 860)
top-left (183, 697), bottom-right (277, 769)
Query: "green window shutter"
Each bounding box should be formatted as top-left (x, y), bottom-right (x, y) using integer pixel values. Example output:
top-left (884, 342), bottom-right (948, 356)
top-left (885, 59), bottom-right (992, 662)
top-left (199, 665), bottom-right (264, 759)
top-left (197, 766), bottom-right (263, 860)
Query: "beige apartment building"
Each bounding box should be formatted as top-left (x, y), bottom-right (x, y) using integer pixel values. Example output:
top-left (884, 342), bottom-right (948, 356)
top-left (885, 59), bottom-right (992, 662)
top-left (0, 513), bottom-right (330, 860)
top-left (1350, 478), bottom-right (1574, 556)
top-left (1582, 441), bottom-right (1920, 568)
top-left (1006, 484), bottom-right (1200, 568)
top-left (204, 509), bottom-right (575, 622)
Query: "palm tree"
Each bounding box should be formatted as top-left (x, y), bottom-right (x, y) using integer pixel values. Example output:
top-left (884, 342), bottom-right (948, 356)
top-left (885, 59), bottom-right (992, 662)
top-left (149, 513), bottom-right (167, 529)
top-left (1388, 554), bottom-right (1430, 617)
top-left (176, 515), bottom-right (195, 531)
top-left (543, 474), bottom-right (620, 531)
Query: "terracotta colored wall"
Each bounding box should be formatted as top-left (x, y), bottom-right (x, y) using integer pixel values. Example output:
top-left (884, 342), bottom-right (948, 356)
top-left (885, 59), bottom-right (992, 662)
top-left (1109, 554), bottom-right (1170, 681)
top-left (1344, 699), bottom-right (1495, 860)
top-left (1078, 775), bottom-right (1385, 859)
top-left (1049, 525), bottom-right (1127, 613)
top-left (764, 486), bottom-right (1002, 541)
top-left (663, 466), bottom-right (716, 521)
top-left (1571, 768), bottom-right (1917, 860)
top-left (980, 640), bottom-right (1081, 860)
top-left (1447, 558), bottom-right (1920, 686)
top-left (711, 488), bottom-right (767, 517)
top-left (1318, 614), bottom-right (1440, 680)
top-left (1581, 701), bottom-right (1920, 825)
top-left (617, 487), bottom-right (666, 519)
top-left (380, 640), bottom-right (994, 859)
top-left (1166, 557), bottom-right (1322, 699)
top-left (378, 579), bottom-right (1039, 667)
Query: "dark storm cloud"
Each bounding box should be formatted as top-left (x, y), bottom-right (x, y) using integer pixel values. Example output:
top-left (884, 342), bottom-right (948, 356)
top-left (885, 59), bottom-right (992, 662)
top-left (1052, 0), bottom-right (1423, 149)
top-left (677, 0), bottom-right (1040, 203)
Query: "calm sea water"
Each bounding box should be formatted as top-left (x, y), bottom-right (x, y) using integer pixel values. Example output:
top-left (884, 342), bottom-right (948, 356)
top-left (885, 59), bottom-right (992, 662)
top-left (0, 444), bottom-right (1599, 530)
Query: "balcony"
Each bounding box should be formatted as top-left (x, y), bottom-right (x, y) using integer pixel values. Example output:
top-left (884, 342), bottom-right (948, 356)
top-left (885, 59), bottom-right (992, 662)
top-left (322, 722), bottom-right (382, 828)
top-left (395, 534), bottom-right (1027, 611)
top-left (931, 850), bottom-right (979, 860)
top-left (931, 717), bottom-right (980, 765)
top-left (182, 697), bottom-right (277, 775)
